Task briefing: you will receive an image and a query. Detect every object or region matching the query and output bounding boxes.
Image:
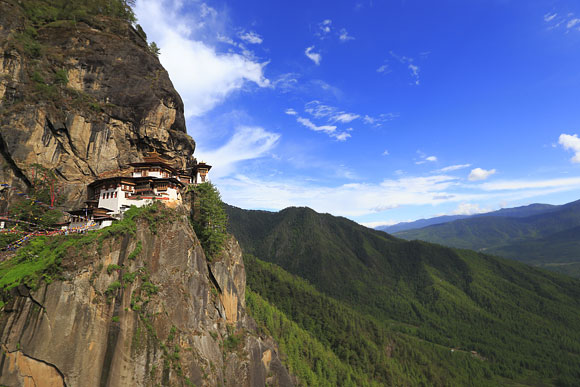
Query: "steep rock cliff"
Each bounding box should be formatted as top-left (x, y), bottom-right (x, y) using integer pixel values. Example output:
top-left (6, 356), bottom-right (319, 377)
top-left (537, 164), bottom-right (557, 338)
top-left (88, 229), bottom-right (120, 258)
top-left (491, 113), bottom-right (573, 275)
top-left (0, 0), bottom-right (195, 208)
top-left (0, 207), bottom-right (292, 386)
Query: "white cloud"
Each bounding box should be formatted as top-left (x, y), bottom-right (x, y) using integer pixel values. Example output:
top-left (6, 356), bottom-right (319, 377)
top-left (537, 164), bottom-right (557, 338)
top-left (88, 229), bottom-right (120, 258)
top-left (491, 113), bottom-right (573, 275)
top-left (295, 116), bottom-right (351, 141)
top-left (382, 150), bottom-right (389, 156)
top-left (436, 164), bottom-right (472, 173)
top-left (215, 174), bottom-right (461, 217)
top-left (135, 0), bottom-right (270, 118)
top-left (451, 202), bottom-right (489, 215)
top-left (363, 113), bottom-right (398, 127)
top-left (376, 64), bottom-right (390, 73)
top-left (302, 101), bottom-right (365, 125)
top-left (195, 126), bottom-right (280, 178)
top-left (468, 168), bottom-right (497, 181)
top-left (408, 64), bottom-right (420, 85)
top-left (272, 73), bottom-right (300, 92)
top-left (318, 19), bottom-right (332, 35)
top-left (416, 152), bottom-right (437, 164)
top-left (360, 220), bottom-right (399, 228)
top-left (296, 117), bottom-right (336, 134)
top-left (305, 46), bottom-right (322, 65)
top-left (544, 13), bottom-right (557, 22)
top-left (339, 28), bottom-right (355, 41)
top-left (389, 51), bottom-right (421, 85)
top-left (478, 176), bottom-right (580, 191)
top-left (545, 11), bottom-right (580, 32)
top-left (567, 18), bottom-right (580, 29)
top-left (559, 133), bottom-right (580, 163)
top-left (239, 31), bottom-right (263, 44)
top-left (332, 112), bottom-right (360, 123)
top-left (285, 108), bottom-right (297, 116)
top-left (334, 132), bottom-right (351, 142)
top-left (305, 100), bottom-right (335, 118)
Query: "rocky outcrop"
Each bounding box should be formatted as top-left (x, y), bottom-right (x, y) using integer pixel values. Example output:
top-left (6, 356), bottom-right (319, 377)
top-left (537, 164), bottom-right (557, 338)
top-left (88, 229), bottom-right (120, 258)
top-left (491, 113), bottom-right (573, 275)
top-left (0, 209), bottom-right (292, 386)
top-left (0, 1), bottom-right (195, 208)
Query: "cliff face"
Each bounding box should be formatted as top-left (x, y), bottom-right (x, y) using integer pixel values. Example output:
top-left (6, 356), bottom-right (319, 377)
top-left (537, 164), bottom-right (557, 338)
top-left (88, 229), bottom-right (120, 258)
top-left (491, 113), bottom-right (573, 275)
top-left (0, 209), bottom-right (292, 386)
top-left (0, 0), bottom-right (195, 208)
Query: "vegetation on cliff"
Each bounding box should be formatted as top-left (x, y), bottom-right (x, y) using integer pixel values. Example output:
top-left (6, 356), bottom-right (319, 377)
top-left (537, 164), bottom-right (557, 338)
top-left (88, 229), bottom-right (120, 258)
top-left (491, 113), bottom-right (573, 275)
top-left (228, 204), bottom-right (580, 386)
top-left (0, 203), bottom-right (173, 304)
top-left (192, 182), bottom-right (228, 260)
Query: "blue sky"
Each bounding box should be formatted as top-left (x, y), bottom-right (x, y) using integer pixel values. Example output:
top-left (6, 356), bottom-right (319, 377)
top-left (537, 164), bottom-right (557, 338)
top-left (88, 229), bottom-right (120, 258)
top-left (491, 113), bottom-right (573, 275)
top-left (135, 0), bottom-right (580, 226)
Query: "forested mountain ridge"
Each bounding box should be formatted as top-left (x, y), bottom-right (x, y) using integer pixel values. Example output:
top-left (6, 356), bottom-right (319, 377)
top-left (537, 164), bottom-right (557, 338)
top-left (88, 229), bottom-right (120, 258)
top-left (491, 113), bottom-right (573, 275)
top-left (226, 203), bottom-right (580, 385)
top-left (394, 199), bottom-right (580, 276)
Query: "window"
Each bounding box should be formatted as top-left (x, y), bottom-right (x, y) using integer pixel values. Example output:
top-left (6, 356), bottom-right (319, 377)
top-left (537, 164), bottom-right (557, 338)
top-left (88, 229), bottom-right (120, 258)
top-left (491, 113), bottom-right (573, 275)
top-left (102, 193), bottom-right (106, 199)
top-left (114, 192), bottom-right (117, 198)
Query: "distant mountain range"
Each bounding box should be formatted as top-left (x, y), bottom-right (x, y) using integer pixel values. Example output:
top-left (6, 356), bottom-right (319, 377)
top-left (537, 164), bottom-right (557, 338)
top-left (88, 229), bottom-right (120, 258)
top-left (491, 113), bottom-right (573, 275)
top-left (225, 203), bottom-right (580, 385)
top-left (377, 203), bottom-right (558, 233)
top-left (390, 199), bottom-right (580, 277)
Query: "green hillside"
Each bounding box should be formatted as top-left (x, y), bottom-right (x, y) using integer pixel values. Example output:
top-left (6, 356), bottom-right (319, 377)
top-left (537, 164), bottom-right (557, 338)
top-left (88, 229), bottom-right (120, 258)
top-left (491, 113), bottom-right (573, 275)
top-left (226, 204), bottom-right (580, 385)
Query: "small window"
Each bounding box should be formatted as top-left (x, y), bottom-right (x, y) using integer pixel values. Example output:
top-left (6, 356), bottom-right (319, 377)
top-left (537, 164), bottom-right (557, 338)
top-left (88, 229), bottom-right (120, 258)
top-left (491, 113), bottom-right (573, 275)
top-left (102, 193), bottom-right (106, 199)
top-left (114, 192), bottom-right (117, 198)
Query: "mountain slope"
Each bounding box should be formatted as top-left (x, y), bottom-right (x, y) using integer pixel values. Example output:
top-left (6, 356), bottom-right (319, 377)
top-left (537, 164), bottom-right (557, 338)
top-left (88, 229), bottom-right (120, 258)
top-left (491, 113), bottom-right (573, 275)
top-left (226, 204), bottom-right (580, 385)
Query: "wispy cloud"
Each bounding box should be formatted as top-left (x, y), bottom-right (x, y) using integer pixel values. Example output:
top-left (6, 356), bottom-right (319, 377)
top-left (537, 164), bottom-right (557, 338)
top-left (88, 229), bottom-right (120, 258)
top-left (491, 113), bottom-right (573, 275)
top-left (196, 126), bottom-right (280, 178)
top-left (382, 150), bottom-right (390, 156)
top-left (415, 151), bottom-right (438, 164)
top-left (363, 113), bottom-right (399, 127)
top-left (558, 133), bottom-right (580, 163)
top-left (544, 12), bottom-right (557, 23)
top-left (388, 51), bottom-right (421, 85)
top-left (451, 202), bottom-right (490, 215)
top-left (272, 73), bottom-right (300, 92)
top-left (135, 0), bottom-right (270, 118)
top-left (478, 176), bottom-right (580, 191)
top-left (305, 46), bottom-right (322, 65)
top-left (304, 101), bottom-right (361, 123)
top-left (435, 164), bottom-right (472, 173)
top-left (468, 168), bottom-right (496, 181)
top-left (376, 63), bottom-right (390, 73)
top-left (339, 28), bottom-right (355, 42)
top-left (295, 116), bottom-right (351, 141)
top-left (544, 11), bottom-right (580, 32)
top-left (332, 113), bottom-right (360, 123)
top-left (285, 108), bottom-right (298, 116)
top-left (296, 117), bottom-right (336, 134)
top-left (318, 19), bottom-right (333, 36)
top-left (239, 31), bottom-right (263, 44)
top-left (216, 174), bottom-right (461, 216)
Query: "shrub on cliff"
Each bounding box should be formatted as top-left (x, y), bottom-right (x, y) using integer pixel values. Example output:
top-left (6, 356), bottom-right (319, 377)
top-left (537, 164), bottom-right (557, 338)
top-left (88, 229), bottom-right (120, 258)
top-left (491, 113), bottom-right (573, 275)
top-left (191, 183), bottom-right (228, 261)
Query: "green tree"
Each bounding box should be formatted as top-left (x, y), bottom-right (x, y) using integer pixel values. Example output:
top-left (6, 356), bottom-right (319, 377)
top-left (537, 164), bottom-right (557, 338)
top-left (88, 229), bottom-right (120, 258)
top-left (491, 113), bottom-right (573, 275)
top-left (192, 182), bottom-right (228, 260)
top-left (149, 41), bottom-right (160, 57)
